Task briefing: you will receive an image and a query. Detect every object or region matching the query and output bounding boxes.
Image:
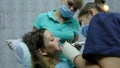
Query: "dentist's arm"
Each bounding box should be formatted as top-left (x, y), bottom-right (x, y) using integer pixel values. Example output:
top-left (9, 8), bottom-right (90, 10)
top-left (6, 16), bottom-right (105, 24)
top-left (60, 42), bottom-right (100, 68)
top-left (60, 42), bottom-right (86, 68)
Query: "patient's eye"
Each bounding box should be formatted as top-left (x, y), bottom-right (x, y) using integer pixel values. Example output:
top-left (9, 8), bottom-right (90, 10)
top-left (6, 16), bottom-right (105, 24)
top-left (50, 35), bottom-right (55, 41)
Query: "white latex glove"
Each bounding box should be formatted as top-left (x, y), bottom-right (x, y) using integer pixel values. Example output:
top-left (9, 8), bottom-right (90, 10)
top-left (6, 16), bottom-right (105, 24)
top-left (60, 42), bottom-right (82, 63)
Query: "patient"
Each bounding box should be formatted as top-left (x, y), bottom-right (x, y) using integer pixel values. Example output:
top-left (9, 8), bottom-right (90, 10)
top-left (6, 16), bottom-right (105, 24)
top-left (6, 29), bottom-right (70, 68)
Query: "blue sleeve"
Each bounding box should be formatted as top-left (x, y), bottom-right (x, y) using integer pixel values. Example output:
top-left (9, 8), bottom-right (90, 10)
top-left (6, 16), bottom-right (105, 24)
top-left (33, 13), bottom-right (48, 29)
top-left (33, 14), bottom-right (43, 29)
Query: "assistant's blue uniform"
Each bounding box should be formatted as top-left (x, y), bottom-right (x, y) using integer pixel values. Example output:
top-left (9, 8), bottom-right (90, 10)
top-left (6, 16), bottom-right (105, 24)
top-left (83, 12), bottom-right (120, 63)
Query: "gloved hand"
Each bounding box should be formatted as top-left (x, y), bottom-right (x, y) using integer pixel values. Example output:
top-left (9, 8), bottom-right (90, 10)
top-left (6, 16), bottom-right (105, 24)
top-left (72, 41), bottom-right (85, 50)
top-left (60, 42), bottom-right (82, 63)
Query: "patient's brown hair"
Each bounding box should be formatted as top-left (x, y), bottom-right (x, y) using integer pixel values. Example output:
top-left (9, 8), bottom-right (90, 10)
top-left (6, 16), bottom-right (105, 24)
top-left (23, 29), bottom-right (56, 68)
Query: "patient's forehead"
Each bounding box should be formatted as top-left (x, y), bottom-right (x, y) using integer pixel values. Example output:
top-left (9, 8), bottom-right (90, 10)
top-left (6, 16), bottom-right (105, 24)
top-left (43, 30), bottom-right (53, 39)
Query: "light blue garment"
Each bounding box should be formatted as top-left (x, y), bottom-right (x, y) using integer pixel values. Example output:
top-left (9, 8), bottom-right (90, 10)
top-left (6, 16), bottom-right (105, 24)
top-left (60, 4), bottom-right (74, 18)
top-left (59, 54), bottom-right (75, 68)
top-left (56, 60), bottom-right (71, 68)
top-left (11, 39), bottom-right (32, 68)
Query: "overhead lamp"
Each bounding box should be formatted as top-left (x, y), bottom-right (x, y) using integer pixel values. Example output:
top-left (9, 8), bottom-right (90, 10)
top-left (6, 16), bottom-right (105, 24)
top-left (95, 0), bottom-right (110, 12)
top-left (101, 4), bottom-right (110, 12)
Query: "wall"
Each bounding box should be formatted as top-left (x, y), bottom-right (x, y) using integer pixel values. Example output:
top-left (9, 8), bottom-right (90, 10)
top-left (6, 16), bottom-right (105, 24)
top-left (106, 0), bottom-right (120, 12)
top-left (0, 0), bottom-right (61, 68)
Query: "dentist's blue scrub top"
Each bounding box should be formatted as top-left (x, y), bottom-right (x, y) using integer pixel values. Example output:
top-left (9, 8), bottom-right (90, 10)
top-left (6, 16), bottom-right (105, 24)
top-left (83, 12), bottom-right (120, 63)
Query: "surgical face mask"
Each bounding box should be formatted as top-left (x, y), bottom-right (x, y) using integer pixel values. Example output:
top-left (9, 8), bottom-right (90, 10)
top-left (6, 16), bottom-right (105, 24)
top-left (81, 22), bottom-right (89, 37)
top-left (60, 4), bottom-right (75, 18)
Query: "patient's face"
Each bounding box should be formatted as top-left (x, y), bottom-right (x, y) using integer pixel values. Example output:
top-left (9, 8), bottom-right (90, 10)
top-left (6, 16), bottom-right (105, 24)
top-left (43, 30), bottom-right (61, 57)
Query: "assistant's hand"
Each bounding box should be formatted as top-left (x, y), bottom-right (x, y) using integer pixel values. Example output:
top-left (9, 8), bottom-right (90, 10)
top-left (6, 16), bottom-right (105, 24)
top-left (60, 42), bottom-right (82, 63)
